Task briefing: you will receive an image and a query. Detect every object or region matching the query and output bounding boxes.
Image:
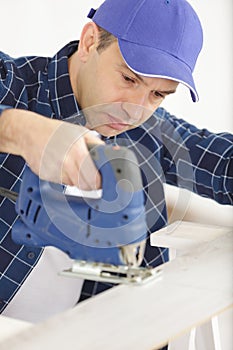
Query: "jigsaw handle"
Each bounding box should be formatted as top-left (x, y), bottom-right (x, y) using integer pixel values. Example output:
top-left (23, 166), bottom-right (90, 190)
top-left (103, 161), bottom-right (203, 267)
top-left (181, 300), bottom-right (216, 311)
top-left (12, 145), bottom-right (147, 266)
top-left (88, 144), bottom-right (143, 206)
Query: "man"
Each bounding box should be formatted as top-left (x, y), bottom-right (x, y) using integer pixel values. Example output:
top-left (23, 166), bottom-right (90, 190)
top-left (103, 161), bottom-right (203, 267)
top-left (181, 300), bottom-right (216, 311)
top-left (0, 0), bottom-right (232, 326)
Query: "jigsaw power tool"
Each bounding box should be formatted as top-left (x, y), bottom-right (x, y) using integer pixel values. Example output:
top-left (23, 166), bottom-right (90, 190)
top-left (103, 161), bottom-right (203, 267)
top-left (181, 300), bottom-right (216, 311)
top-left (4, 145), bottom-right (159, 284)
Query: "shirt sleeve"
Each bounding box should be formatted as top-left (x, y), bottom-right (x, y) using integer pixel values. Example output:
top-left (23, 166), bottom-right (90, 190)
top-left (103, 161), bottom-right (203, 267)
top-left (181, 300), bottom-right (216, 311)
top-left (0, 51), bottom-right (28, 111)
top-left (0, 104), bottom-right (12, 115)
top-left (157, 108), bottom-right (233, 205)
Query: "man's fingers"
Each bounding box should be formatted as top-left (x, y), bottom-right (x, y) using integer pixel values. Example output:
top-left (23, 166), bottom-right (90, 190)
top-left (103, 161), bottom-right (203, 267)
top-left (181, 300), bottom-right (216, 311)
top-left (76, 130), bottom-right (104, 190)
top-left (59, 133), bottom-right (103, 190)
top-left (84, 131), bottom-right (105, 146)
top-left (36, 121), bottom-right (101, 187)
top-left (61, 150), bottom-right (102, 190)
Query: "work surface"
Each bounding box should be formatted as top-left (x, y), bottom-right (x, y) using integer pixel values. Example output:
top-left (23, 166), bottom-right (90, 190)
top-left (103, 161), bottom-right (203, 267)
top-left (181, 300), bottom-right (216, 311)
top-left (0, 222), bottom-right (232, 350)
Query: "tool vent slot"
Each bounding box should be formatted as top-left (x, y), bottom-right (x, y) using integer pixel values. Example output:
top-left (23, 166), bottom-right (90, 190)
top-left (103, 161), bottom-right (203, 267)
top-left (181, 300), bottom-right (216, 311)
top-left (86, 208), bottom-right (91, 238)
top-left (33, 205), bottom-right (41, 223)
top-left (25, 200), bottom-right (32, 217)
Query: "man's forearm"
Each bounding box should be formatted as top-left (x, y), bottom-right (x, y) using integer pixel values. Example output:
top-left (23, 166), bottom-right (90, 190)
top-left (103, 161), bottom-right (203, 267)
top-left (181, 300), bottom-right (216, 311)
top-left (0, 108), bottom-right (103, 189)
top-left (0, 108), bottom-right (25, 156)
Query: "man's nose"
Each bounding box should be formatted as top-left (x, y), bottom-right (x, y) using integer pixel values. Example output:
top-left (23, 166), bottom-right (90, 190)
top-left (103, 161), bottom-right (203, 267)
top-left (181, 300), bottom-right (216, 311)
top-left (121, 93), bottom-right (153, 123)
top-left (131, 90), bottom-right (150, 107)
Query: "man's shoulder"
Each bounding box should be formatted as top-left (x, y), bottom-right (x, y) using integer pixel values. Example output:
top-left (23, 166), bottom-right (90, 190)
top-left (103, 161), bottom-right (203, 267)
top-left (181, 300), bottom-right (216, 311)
top-left (0, 51), bottom-right (49, 107)
top-left (0, 51), bottom-right (50, 84)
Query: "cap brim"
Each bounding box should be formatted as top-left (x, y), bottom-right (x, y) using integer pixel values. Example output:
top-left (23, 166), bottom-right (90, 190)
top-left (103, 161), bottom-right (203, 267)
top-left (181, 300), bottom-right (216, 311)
top-left (118, 39), bottom-right (199, 102)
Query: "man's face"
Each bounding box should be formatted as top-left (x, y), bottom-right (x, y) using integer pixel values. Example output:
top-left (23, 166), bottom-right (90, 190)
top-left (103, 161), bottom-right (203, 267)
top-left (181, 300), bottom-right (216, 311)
top-left (73, 41), bottom-right (178, 136)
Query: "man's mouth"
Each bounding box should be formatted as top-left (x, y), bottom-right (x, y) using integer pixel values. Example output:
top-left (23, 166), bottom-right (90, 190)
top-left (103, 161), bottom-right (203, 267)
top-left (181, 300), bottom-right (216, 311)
top-left (106, 114), bottom-right (130, 131)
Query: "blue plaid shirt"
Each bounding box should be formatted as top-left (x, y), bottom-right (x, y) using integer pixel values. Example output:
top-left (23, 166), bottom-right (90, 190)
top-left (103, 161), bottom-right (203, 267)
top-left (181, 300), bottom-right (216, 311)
top-left (0, 41), bottom-right (232, 312)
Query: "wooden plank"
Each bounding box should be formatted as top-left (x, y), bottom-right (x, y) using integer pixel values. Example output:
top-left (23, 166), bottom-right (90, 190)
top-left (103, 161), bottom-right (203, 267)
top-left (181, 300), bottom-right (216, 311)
top-left (150, 221), bottom-right (232, 251)
top-left (0, 224), bottom-right (232, 350)
top-left (0, 316), bottom-right (32, 342)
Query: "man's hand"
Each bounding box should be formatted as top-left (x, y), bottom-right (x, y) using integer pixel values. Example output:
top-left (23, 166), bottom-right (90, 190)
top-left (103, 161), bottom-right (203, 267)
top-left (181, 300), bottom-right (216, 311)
top-left (0, 109), bottom-right (104, 190)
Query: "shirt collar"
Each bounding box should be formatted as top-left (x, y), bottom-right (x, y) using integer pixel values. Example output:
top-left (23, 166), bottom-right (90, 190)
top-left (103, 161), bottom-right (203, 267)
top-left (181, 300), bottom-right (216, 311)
top-left (48, 41), bottom-right (86, 125)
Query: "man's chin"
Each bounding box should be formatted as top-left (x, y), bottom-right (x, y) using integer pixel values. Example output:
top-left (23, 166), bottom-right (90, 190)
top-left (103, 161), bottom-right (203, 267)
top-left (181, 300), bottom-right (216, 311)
top-left (94, 124), bottom-right (131, 137)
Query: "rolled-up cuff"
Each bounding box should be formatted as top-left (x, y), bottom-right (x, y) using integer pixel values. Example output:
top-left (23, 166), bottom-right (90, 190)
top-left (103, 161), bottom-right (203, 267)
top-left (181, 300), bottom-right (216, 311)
top-left (0, 105), bottom-right (12, 116)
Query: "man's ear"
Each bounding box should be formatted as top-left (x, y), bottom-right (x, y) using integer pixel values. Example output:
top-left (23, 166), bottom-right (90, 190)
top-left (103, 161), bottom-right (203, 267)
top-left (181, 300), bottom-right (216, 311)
top-left (78, 22), bottom-right (99, 62)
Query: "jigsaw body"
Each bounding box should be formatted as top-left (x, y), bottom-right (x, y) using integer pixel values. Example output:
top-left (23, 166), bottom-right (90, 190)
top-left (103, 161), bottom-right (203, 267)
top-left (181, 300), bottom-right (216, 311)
top-left (11, 145), bottom-right (158, 284)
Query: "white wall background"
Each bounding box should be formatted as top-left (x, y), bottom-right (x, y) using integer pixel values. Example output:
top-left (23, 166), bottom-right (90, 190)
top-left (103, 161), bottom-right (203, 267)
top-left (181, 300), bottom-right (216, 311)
top-left (1, 0), bottom-right (233, 226)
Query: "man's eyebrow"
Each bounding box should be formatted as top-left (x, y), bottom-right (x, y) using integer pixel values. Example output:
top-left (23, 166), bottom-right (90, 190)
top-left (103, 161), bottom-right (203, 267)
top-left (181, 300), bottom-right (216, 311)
top-left (157, 89), bottom-right (177, 95)
top-left (118, 63), bottom-right (177, 95)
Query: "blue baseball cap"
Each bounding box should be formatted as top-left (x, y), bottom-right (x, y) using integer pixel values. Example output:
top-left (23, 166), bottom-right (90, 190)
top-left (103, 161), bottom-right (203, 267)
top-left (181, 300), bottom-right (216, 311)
top-left (88, 0), bottom-right (203, 102)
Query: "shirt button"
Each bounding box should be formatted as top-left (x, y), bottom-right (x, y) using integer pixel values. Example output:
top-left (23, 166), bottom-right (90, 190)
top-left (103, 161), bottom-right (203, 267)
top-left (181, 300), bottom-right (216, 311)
top-left (27, 252), bottom-right (35, 260)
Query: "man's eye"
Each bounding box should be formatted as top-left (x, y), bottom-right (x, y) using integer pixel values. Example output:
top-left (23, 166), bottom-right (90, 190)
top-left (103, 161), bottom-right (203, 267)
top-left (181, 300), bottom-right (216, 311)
top-left (122, 74), bottom-right (135, 84)
top-left (153, 91), bottom-right (165, 99)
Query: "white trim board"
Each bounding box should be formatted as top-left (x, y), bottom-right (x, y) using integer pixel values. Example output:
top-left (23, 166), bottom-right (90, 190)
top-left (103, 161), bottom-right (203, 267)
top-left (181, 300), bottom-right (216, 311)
top-left (0, 316), bottom-right (32, 343)
top-left (0, 223), bottom-right (232, 350)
